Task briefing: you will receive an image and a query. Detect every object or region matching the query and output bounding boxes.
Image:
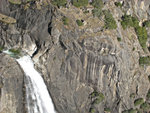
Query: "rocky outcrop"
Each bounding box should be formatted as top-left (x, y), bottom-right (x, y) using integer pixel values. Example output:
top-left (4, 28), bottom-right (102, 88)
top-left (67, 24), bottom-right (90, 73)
top-left (0, 53), bottom-right (24, 113)
top-left (0, 0), bottom-right (150, 113)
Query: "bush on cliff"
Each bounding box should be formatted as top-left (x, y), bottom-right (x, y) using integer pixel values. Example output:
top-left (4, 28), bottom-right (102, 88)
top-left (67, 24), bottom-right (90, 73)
top-left (103, 10), bottom-right (117, 29)
top-left (72, 0), bottom-right (88, 7)
top-left (52, 0), bottom-right (67, 7)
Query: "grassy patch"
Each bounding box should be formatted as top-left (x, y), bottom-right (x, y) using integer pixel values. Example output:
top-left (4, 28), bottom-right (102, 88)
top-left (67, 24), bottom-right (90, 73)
top-left (134, 98), bottom-right (144, 106)
top-left (72, 0), bottom-right (88, 7)
top-left (76, 19), bottom-right (84, 26)
top-left (52, 0), bottom-right (67, 7)
top-left (140, 102), bottom-right (150, 111)
top-left (139, 56), bottom-right (150, 65)
top-left (103, 10), bottom-right (117, 29)
top-left (62, 16), bottom-right (69, 25)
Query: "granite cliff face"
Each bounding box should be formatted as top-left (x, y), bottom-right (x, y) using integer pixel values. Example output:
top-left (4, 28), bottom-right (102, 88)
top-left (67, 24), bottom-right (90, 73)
top-left (0, 0), bottom-right (150, 113)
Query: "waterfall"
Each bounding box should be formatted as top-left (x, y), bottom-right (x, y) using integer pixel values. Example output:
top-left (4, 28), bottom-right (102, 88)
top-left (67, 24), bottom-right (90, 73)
top-left (16, 55), bottom-right (56, 113)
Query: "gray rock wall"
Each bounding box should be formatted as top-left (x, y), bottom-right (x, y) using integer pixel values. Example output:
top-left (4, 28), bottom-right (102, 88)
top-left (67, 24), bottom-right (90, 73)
top-left (0, 54), bottom-right (24, 113)
top-left (0, 0), bottom-right (150, 113)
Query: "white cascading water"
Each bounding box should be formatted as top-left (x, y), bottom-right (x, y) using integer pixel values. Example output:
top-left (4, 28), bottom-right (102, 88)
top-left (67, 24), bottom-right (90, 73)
top-left (16, 55), bottom-right (56, 113)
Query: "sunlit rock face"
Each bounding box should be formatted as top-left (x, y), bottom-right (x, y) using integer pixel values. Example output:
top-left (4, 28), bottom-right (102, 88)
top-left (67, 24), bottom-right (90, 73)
top-left (0, 0), bottom-right (150, 113)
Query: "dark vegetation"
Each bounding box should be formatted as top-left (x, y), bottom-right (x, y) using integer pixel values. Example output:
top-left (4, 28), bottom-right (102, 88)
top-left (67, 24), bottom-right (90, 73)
top-left (103, 10), bottom-right (117, 29)
top-left (139, 56), bottom-right (150, 65)
top-left (91, 0), bottom-right (103, 19)
top-left (104, 108), bottom-right (111, 112)
top-left (114, 2), bottom-right (123, 7)
top-left (72, 0), bottom-right (88, 7)
top-left (140, 102), bottom-right (150, 111)
top-left (52, 0), bottom-right (67, 7)
top-left (147, 89), bottom-right (150, 99)
top-left (117, 37), bottom-right (121, 42)
top-left (134, 98), bottom-right (144, 106)
top-left (121, 15), bottom-right (147, 51)
top-left (89, 91), bottom-right (105, 113)
top-left (143, 20), bottom-right (150, 27)
top-left (89, 108), bottom-right (95, 113)
top-left (62, 16), bottom-right (69, 25)
top-left (76, 19), bottom-right (84, 26)
top-left (9, 49), bottom-right (20, 54)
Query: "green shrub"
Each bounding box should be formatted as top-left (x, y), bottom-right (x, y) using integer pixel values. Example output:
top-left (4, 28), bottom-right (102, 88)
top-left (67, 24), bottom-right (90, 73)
top-left (91, 0), bottom-right (104, 9)
top-left (89, 108), bottom-right (95, 113)
top-left (143, 20), bottom-right (150, 27)
top-left (134, 98), bottom-right (144, 106)
top-left (62, 16), bottom-right (69, 25)
top-left (104, 108), bottom-right (111, 112)
top-left (140, 102), bottom-right (150, 111)
top-left (72, 0), bottom-right (88, 7)
top-left (103, 10), bottom-right (117, 29)
top-left (121, 15), bottom-right (134, 29)
top-left (139, 56), bottom-right (150, 65)
top-left (135, 26), bottom-right (147, 51)
top-left (132, 17), bottom-right (139, 28)
top-left (52, 0), bottom-right (67, 7)
top-left (117, 37), bottom-right (121, 42)
top-left (121, 15), bottom-right (147, 51)
top-left (114, 2), bottom-right (123, 7)
top-left (76, 19), bottom-right (84, 26)
top-left (92, 93), bottom-right (104, 104)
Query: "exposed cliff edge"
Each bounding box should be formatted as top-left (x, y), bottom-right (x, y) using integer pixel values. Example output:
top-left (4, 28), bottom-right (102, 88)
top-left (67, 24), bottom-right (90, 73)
top-left (0, 0), bottom-right (150, 113)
